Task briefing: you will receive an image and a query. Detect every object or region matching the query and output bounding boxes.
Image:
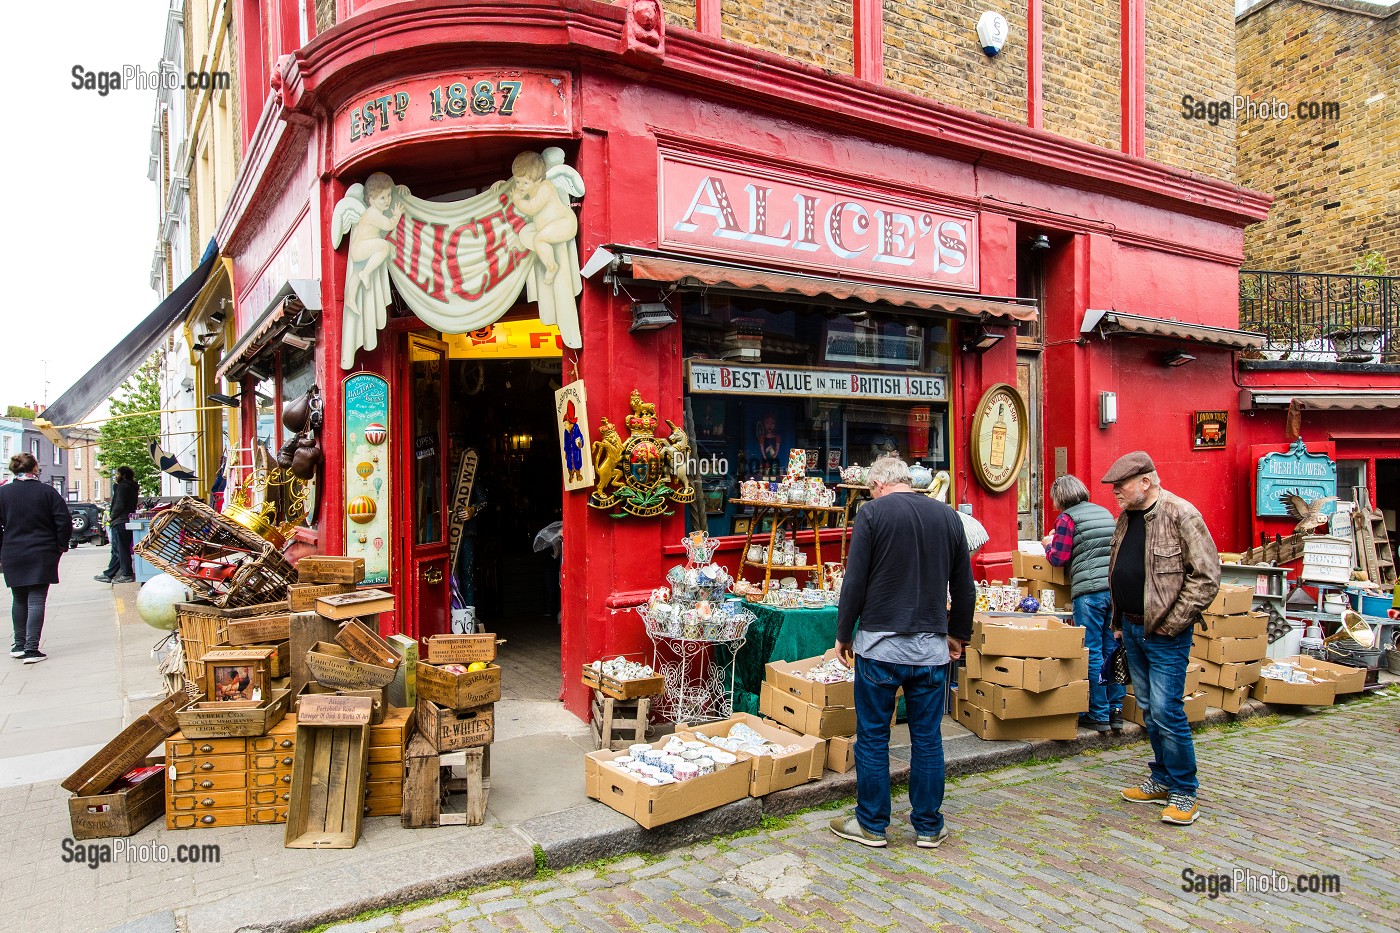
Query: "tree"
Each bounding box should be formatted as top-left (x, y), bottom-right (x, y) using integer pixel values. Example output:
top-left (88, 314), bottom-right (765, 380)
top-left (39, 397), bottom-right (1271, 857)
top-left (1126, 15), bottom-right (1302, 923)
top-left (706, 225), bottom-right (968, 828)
top-left (6, 405), bottom-right (35, 419)
top-left (96, 356), bottom-right (162, 496)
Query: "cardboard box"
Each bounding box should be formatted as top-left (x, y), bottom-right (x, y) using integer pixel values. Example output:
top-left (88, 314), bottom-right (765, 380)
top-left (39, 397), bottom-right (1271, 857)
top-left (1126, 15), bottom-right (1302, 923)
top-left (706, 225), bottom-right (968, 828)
top-left (416, 662), bottom-right (503, 711)
top-left (1012, 552), bottom-right (1068, 586)
top-left (1184, 661), bottom-right (1203, 696)
top-left (688, 713), bottom-right (825, 796)
top-left (1196, 611), bottom-right (1268, 640)
top-left (759, 682), bottom-right (856, 738)
top-left (585, 732), bottom-right (752, 828)
top-left (825, 735), bottom-right (856, 774)
top-left (67, 757), bottom-right (166, 840)
top-left (970, 615), bottom-right (1086, 660)
top-left (955, 702), bottom-right (1078, 740)
top-left (1277, 655), bottom-right (1367, 696)
top-left (959, 678), bottom-right (1089, 719)
top-left (1200, 683), bottom-right (1251, 713)
top-left (1195, 658), bottom-right (1262, 690)
top-left (1191, 634), bottom-right (1267, 665)
top-left (1251, 674), bottom-right (1336, 706)
top-left (1121, 691), bottom-right (1207, 726)
top-left (425, 634), bottom-right (499, 665)
top-left (296, 555), bottom-right (366, 585)
top-left (1206, 584), bottom-right (1254, 617)
top-left (963, 647), bottom-right (1088, 693)
top-left (764, 650), bottom-right (855, 708)
top-left (416, 698), bottom-right (495, 751)
top-left (288, 582), bottom-right (355, 612)
top-left (1032, 582), bottom-right (1074, 614)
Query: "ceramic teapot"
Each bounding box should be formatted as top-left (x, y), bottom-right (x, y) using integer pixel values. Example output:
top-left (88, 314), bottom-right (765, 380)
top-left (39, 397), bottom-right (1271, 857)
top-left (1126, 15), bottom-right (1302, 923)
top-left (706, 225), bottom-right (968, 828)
top-left (908, 464), bottom-right (934, 489)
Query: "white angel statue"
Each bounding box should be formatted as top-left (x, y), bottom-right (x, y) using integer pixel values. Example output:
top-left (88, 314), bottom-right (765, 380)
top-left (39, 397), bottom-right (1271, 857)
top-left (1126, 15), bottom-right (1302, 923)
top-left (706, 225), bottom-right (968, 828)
top-left (331, 173), bottom-right (405, 368)
top-left (495, 147), bottom-right (586, 286)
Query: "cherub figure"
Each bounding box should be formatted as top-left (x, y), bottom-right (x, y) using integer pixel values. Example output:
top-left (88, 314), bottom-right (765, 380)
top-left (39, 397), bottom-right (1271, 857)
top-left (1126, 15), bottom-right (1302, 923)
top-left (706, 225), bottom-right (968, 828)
top-left (498, 149), bottom-right (585, 286)
top-left (332, 173), bottom-right (407, 367)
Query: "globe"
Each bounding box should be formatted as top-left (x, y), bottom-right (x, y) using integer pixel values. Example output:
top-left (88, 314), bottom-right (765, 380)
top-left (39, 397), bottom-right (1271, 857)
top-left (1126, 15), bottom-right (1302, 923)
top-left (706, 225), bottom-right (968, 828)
top-left (136, 573), bottom-right (193, 631)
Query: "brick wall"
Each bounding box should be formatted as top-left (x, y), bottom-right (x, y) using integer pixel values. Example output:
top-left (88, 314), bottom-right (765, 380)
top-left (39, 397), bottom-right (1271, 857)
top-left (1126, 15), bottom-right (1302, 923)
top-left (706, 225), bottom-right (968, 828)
top-left (662, 0), bottom-right (696, 30)
top-left (1043, 0), bottom-right (1118, 149)
top-left (1146, 0), bottom-right (1236, 180)
top-left (1237, 0), bottom-right (1398, 273)
top-left (884, 0), bottom-right (1028, 125)
top-left (721, 0), bottom-right (853, 74)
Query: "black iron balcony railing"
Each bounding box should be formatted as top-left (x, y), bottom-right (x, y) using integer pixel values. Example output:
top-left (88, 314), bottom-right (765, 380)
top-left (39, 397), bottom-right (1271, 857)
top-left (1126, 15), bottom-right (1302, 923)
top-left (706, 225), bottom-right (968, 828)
top-left (1239, 271), bottom-right (1398, 362)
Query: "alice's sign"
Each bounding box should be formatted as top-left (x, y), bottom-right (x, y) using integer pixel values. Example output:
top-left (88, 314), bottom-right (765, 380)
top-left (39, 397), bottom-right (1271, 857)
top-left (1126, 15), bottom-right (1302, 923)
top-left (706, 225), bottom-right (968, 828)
top-left (660, 151), bottom-right (978, 291)
top-left (688, 361), bottom-right (947, 402)
top-left (332, 69), bottom-right (573, 166)
top-left (1256, 440), bottom-right (1337, 518)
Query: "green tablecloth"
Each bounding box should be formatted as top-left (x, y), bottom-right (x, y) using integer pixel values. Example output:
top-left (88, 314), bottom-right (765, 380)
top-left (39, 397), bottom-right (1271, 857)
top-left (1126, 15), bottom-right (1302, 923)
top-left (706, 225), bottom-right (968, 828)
top-left (719, 601), bottom-right (841, 715)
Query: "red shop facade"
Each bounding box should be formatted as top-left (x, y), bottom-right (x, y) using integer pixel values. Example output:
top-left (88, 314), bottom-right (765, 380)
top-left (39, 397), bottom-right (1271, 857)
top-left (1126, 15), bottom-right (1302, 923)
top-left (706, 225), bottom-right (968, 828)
top-left (216, 0), bottom-right (1276, 721)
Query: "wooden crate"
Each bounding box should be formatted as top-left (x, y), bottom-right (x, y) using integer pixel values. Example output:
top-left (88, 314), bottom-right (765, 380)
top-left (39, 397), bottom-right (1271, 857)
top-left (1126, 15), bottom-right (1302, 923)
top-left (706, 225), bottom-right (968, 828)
top-left (315, 588), bottom-right (395, 620)
top-left (175, 689), bottom-right (290, 738)
top-left (426, 634), bottom-right (499, 664)
top-left (416, 662), bottom-right (502, 710)
top-left (67, 757), bottom-right (166, 840)
top-left (298, 682), bottom-right (386, 724)
top-left (225, 613), bottom-right (292, 646)
top-left (335, 618), bottom-right (402, 670)
top-left (296, 555), bottom-right (366, 584)
top-left (288, 582), bottom-right (354, 612)
top-left (599, 672), bottom-right (665, 701)
top-left (416, 698), bottom-right (494, 751)
top-left (401, 736), bottom-right (490, 828)
top-left (306, 642), bottom-right (395, 690)
top-left (63, 692), bottom-right (193, 796)
top-left (590, 690), bottom-right (650, 751)
top-left (285, 722), bottom-right (371, 849)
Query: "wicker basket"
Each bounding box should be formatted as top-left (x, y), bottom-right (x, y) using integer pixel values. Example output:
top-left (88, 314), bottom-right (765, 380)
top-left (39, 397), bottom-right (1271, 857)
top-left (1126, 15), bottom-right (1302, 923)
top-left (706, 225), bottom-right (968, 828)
top-left (135, 498), bottom-right (298, 607)
top-left (175, 600), bottom-right (290, 694)
top-left (1386, 647), bottom-right (1400, 677)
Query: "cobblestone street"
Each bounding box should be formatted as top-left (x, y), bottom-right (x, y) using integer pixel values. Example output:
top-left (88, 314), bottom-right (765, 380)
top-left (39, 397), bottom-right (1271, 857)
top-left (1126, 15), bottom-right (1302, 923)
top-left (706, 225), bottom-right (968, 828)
top-left (327, 690), bottom-right (1399, 933)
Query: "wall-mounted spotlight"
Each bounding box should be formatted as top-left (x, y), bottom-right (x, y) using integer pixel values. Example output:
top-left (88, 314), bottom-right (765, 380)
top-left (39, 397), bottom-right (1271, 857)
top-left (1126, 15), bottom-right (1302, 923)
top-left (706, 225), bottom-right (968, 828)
top-left (630, 301), bottom-right (677, 332)
top-left (960, 322), bottom-right (1006, 353)
top-left (976, 11), bottom-right (1009, 56)
top-left (207, 392), bottom-right (242, 408)
top-left (245, 362), bottom-right (272, 382)
top-left (281, 332), bottom-right (314, 351)
top-left (1029, 234), bottom-right (1051, 251)
top-left (1162, 349), bottom-right (1197, 368)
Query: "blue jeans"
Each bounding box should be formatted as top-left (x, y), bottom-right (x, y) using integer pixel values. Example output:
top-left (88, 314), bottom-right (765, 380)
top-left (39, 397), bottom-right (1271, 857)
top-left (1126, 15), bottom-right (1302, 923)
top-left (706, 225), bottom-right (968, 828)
top-left (1073, 591), bottom-right (1125, 722)
top-left (104, 522), bottom-right (134, 578)
top-left (853, 656), bottom-right (948, 836)
top-left (1120, 621), bottom-right (1198, 795)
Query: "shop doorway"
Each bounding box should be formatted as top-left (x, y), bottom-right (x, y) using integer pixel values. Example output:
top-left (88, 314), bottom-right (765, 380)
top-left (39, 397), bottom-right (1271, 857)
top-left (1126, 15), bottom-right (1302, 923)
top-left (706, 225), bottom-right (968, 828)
top-left (447, 356), bottom-right (564, 703)
top-left (1374, 459), bottom-right (1399, 557)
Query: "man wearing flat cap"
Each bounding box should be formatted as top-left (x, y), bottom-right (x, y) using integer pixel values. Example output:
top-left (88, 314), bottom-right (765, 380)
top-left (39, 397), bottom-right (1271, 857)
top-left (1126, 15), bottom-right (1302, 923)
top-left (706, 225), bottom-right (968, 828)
top-left (1102, 451), bottom-right (1219, 826)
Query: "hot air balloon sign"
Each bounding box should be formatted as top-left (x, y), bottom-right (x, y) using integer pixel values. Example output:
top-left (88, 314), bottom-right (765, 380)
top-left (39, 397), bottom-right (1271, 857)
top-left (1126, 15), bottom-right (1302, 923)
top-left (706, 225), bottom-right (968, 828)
top-left (343, 372), bottom-right (391, 585)
top-left (554, 381), bottom-right (595, 492)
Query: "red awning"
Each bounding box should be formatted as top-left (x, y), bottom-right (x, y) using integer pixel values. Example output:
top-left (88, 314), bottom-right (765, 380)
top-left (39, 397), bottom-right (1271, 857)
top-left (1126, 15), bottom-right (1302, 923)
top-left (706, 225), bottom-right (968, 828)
top-left (625, 255), bottom-right (1038, 323)
top-left (1298, 395), bottom-right (1400, 411)
top-left (1082, 309), bottom-right (1264, 350)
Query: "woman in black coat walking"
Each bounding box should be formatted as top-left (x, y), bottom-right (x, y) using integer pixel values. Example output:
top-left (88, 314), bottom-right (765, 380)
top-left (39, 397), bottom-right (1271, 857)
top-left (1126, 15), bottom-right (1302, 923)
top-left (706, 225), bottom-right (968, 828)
top-left (0, 452), bottom-right (72, 663)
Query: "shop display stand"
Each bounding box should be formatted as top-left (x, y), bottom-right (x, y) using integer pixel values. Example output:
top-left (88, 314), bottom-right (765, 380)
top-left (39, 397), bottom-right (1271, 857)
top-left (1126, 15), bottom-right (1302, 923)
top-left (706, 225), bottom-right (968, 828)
top-left (836, 484), bottom-right (870, 564)
top-left (733, 499), bottom-right (845, 599)
top-left (1218, 562), bottom-right (1290, 642)
top-left (639, 539), bottom-right (754, 725)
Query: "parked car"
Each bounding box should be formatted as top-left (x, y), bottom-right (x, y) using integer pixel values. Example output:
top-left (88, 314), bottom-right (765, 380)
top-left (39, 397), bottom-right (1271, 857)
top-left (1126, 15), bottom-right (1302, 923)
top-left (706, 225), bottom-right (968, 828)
top-left (68, 502), bottom-right (109, 548)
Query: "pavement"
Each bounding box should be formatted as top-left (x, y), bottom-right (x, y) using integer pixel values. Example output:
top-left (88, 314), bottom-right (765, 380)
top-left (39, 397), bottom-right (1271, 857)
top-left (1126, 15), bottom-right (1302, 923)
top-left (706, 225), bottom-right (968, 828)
top-left (0, 548), bottom-right (1394, 933)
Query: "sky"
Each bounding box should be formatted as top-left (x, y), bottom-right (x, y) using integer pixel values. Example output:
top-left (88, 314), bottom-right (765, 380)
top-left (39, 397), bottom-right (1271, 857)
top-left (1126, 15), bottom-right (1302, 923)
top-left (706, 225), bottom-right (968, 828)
top-left (3, 1), bottom-right (170, 416)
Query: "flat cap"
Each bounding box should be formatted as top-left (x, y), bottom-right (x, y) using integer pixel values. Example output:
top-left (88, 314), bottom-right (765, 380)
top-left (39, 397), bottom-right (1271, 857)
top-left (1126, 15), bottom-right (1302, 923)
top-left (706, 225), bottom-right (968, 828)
top-left (1101, 451), bottom-right (1156, 484)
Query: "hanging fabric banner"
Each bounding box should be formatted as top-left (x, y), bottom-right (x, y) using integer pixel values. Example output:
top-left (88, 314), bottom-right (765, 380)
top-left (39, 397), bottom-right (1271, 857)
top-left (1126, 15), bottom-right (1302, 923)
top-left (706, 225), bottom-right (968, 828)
top-left (331, 147), bottom-right (586, 369)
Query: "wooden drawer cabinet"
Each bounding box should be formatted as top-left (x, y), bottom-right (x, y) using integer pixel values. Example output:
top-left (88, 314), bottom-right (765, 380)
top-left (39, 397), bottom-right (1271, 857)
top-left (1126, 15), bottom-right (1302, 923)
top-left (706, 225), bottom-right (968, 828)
top-left (168, 737), bottom-right (247, 757)
top-left (169, 754), bottom-right (247, 776)
top-left (249, 734), bottom-right (296, 754)
top-left (249, 752), bottom-right (297, 771)
top-left (249, 787), bottom-right (292, 807)
top-left (367, 761), bottom-right (403, 781)
top-left (368, 745), bottom-right (404, 763)
top-left (248, 805), bottom-right (288, 824)
top-left (169, 790), bottom-right (248, 811)
top-left (250, 770), bottom-right (293, 788)
top-left (364, 797), bottom-right (402, 817)
top-left (171, 771), bottom-right (248, 793)
top-left (166, 808), bottom-right (247, 830)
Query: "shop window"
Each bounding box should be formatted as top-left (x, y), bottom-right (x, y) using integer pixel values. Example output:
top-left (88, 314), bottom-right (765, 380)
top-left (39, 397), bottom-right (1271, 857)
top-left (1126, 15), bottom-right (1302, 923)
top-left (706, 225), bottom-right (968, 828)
top-left (680, 293), bottom-right (952, 538)
top-left (1337, 460), bottom-right (1367, 503)
top-left (410, 339), bottom-right (445, 545)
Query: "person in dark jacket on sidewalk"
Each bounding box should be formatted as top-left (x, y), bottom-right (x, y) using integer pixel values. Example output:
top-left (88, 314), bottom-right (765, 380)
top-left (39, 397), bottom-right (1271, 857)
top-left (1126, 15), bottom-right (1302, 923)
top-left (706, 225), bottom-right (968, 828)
top-left (0, 452), bottom-right (72, 662)
top-left (1042, 474), bottom-right (1123, 733)
top-left (97, 466), bottom-right (139, 584)
top-left (830, 456), bottom-right (975, 850)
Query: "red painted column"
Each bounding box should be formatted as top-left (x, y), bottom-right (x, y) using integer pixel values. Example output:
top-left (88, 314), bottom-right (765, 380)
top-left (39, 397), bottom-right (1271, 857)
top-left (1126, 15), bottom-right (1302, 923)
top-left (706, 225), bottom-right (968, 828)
top-left (853, 0), bottom-right (885, 85)
top-left (696, 0), bottom-right (721, 37)
top-left (233, 0), bottom-right (268, 152)
top-left (1120, 0), bottom-right (1146, 157)
top-left (1026, 0), bottom-right (1043, 129)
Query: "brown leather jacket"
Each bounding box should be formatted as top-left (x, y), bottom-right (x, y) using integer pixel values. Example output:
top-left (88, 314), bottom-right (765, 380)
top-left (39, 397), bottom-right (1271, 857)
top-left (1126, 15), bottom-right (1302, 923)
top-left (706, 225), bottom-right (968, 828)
top-left (1108, 488), bottom-right (1221, 637)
